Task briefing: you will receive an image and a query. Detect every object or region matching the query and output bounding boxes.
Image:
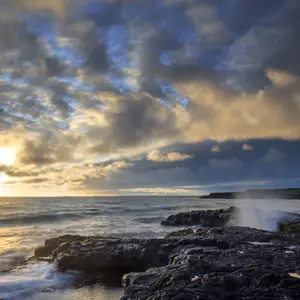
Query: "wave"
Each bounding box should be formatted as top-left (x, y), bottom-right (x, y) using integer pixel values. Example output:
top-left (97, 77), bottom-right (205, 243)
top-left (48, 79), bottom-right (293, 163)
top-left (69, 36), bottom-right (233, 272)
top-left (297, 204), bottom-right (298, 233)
top-left (133, 216), bottom-right (164, 224)
top-left (113, 205), bottom-right (182, 213)
top-left (0, 250), bottom-right (28, 273)
top-left (0, 213), bottom-right (86, 226)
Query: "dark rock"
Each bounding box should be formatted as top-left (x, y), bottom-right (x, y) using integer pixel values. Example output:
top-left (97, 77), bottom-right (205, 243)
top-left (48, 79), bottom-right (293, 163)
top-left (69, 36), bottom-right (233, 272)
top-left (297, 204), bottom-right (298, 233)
top-left (34, 235), bottom-right (86, 258)
top-left (122, 227), bottom-right (300, 300)
top-left (161, 207), bottom-right (234, 227)
top-left (34, 236), bottom-right (171, 278)
top-left (216, 240), bottom-right (232, 250)
top-left (165, 228), bottom-right (204, 238)
top-left (162, 206), bottom-right (300, 231)
top-left (278, 221), bottom-right (300, 234)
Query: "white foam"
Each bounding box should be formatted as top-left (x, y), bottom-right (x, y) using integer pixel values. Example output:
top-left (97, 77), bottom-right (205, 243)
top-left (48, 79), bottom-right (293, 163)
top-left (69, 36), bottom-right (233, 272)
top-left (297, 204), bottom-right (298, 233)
top-left (191, 275), bottom-right (200, 282)
top-left (0, 262), bottom-right (75, 300)
top-left (288, 245), bottom-right (297, 249)
top-left (249, 242), bottom-right (273, 246)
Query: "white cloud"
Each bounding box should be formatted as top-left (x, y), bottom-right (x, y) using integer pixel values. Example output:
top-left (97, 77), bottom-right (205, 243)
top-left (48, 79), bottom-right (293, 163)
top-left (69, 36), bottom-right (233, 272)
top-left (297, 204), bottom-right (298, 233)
top-left (175, 70), bottom-right (300, 143)
top-left (265, 69), bottom-right (298, 87)
top-left (117, 187), bottom-right (200, 196)
top-left (242, 144), bottom-right (253, 151)
top-left (211, 145), bottom-right (221, 152)
top-left (147, 150), bottom-right (194, 162)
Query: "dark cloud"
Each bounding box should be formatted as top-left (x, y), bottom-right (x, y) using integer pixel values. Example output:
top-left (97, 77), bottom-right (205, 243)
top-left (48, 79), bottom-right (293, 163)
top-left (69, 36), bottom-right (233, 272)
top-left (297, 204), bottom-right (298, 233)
top-left (19, 131), bottom-right (83, 165)
top-left (85, 139), bottom-right (300, 191)
top-left (0, 16), bottom-right (40, 61)
top-left (42, 57), bottom-right (64, 77)
top-left (89, 93), bottom-right (182, 153)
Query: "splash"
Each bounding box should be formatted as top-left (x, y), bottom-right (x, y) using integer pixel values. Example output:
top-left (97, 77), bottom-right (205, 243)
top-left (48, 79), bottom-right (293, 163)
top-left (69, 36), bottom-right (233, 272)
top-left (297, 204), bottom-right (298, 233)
top-left (0, 262), bottom-right (75, 300)
top-left (230, 195), bottom-right (287, 231)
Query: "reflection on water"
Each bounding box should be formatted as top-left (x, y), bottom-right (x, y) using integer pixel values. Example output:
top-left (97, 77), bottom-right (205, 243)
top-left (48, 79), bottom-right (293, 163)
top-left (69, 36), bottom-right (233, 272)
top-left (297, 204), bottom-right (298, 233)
top-left (0, 227), bottom-right (28, 252)
top-left (0, 227), bottom-right (32, 272)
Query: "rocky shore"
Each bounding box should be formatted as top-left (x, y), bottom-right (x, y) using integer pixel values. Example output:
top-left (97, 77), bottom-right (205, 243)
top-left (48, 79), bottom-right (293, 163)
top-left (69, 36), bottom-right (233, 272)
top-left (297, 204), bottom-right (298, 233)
top-left (160, 206), bottom-right (300, 228)
top-left (31, 207), bottom-right (300, 300)
top-left (161, 207), bottom-right (234, 227)
top-left (200, 188), bottom-right (300, 200)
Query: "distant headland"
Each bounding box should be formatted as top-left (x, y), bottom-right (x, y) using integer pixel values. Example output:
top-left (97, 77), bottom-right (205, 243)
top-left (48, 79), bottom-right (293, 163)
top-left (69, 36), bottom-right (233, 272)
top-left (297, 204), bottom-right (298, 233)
top-left (200, 188), bottom-right (300, 199)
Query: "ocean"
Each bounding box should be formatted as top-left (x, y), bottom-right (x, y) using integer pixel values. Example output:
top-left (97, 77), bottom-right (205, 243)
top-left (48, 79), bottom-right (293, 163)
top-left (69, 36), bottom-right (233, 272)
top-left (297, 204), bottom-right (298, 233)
top-left (1, 196), bottom-right (300, 300)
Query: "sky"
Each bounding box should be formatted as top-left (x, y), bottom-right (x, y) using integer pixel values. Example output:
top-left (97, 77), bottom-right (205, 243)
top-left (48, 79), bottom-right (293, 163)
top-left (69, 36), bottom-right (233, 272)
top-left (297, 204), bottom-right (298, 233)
top-left (1, 0), bottom-right (300, 196)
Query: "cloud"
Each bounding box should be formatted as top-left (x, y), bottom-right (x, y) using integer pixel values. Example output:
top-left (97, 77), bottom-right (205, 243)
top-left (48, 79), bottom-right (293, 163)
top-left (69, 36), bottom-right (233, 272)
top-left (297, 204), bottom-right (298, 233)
top-left (1, 0), bottom-right (300, 195)
top-left (211, 145), bottom-right (221, 153)
top-left (242, 144), bottom-right (253, 151)
top-left (0, 15), bottom-right (40, 62)
top-left (12, 0), bottom-right (68, 18)
top-left (19, 130), bottom-right (85, 166)
top-left (82, 92), bottom-right (187, 154)
top-left (84, 139), bottom-right (300, 193)
top-left (263, 147), bottom-right (285, 164)
top-left (175, 71), bottom-right (300, 142)
top-left (147, 149), bottom-right (193, 162)
top-left (1, 159), bottom-right (133, 191)
top-left (0, 165), bottom-right (43, 178)
top-left (265, 69), bottom-right (298, 87)
top-left (116, 187), bottom-right (200, 196)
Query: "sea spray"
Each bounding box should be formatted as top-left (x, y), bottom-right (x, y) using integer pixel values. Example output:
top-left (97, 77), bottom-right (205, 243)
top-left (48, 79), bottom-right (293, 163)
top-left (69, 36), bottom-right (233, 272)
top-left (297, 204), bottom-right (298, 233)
top-left (0, 262), bottom-right (75, 300)
top-left (230, 195), bottom-right (287, 231)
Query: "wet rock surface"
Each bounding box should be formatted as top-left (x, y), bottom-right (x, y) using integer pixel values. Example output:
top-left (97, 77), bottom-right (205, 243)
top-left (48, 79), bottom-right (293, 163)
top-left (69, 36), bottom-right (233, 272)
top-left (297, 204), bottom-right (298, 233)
top-left (122, 227), bottom-right (300, 300)
top-left (34, 236), bottom-right (174, 279)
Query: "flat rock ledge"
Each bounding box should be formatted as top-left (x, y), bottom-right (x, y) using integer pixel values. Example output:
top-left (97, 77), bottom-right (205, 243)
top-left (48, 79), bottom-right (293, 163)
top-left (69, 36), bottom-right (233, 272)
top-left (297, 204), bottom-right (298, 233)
top-left (33, 227), bottom-right (300, 299)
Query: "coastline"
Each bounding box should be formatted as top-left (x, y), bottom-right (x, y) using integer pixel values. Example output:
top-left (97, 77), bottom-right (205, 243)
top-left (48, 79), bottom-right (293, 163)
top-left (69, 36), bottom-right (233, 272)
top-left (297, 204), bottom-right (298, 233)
top-left (24, 207), bottom-right (300, 300)
top-left (200, 188), bottom-right (300, 200)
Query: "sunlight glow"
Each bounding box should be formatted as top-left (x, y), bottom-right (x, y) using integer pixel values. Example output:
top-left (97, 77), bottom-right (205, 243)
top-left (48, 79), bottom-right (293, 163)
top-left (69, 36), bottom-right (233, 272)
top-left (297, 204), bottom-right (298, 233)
top-left (0, 147), bottom-right (16, 166)
top-left (0, 172), bottom-right (9, 184)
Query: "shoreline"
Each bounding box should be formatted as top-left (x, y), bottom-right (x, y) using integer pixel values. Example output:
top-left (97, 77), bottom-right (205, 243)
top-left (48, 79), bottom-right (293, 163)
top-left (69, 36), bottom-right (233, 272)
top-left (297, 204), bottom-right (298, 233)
top-left (24, 207), bottom-right (300, 300)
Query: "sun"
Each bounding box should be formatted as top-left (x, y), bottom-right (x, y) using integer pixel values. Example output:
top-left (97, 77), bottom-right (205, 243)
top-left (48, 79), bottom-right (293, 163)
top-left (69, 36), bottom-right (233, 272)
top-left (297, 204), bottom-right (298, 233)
top-left (0, 147), bottom-right (16, 166)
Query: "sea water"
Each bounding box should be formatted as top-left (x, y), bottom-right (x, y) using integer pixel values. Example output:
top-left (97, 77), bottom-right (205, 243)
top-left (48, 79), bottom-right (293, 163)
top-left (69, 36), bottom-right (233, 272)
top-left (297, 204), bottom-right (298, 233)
top-left (1, 196), bottom-right (300, 299)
